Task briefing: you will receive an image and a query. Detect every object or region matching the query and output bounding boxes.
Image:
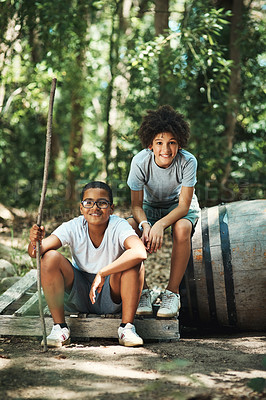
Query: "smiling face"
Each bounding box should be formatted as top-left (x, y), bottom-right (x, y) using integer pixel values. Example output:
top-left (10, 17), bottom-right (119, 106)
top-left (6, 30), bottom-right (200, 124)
top-left (149, 132), bottom-right (179, 168)
top-left (80, 188), bottom-right (114, 227)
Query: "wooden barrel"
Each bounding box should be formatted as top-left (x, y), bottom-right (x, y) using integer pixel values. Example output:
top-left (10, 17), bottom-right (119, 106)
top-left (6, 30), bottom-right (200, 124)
top-left (181, 200), bottom-right (266, 331)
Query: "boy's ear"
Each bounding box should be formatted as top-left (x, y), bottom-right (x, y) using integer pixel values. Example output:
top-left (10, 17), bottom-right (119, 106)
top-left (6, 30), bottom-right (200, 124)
top-left (80, 203), bottom-right (84, 214)
top-left (110, 204), bottom-right (114, 214)
top-left (148, 144), bottom-right (153, 150)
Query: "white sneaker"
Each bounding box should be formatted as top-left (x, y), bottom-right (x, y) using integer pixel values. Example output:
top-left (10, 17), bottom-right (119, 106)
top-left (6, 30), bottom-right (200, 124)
top-left (157, 290), bottom-right (181, 318)
top-left (42, 324), bottom-right (71, 348)
top-left (118, 323), bottom-right (143, 347)
top-left (136, 289), bottom-right (153, 316)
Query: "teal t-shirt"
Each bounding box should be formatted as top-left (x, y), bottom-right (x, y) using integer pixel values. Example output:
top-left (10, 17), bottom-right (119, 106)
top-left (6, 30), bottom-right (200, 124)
top-left (127, 148), bottom-right (200, 211)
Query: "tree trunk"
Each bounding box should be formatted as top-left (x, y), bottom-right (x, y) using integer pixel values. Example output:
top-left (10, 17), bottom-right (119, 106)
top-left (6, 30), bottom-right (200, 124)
top-left (119, 0), bottom-right (132, 32)
top-left (220, 0), bottom-right (243, 194)
top-left (50, 127), bottom-right (60, 181)
top-left (154, 0), bottom-right (170, 105)
top-left (104, 1), bottom-right (122, 181)
top-left (104, 17), bottom-right (115, 181)
top-left (154, 0), bottom-right (169, 36)
top-left (65, 1), bottom-right (90, 203)
top-left (137, 0), bottom-right (150, 18)
top-left (66, 59), bottom-right (85, 204)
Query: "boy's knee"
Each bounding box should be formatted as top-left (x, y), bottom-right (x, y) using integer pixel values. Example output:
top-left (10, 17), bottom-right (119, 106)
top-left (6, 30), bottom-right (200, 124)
top-left (41, 250), bottom-right (60, 270)
top-left (122, 263), bottom-right (143, 278)
top-left (134, 263), bottom-right (145, 282)
top-left (133, 262), bottom-right (144, 273)
top-left (173, 222), bottom-right (191, 242)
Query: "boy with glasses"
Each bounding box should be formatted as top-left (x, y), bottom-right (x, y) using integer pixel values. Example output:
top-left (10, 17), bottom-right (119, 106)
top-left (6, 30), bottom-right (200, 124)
top-left (28, 181), bottom-right (146, 347)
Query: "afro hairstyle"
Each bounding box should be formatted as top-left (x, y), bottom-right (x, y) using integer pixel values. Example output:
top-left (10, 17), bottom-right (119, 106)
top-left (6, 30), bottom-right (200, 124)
top-left (138, 105), bottom-right (190, 149)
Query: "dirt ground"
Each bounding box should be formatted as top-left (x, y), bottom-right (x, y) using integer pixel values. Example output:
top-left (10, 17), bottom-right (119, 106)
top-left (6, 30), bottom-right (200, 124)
top-left (0, 332), bottom-right (266, 400)
top-left (0, 209), bottom-right (266, 399)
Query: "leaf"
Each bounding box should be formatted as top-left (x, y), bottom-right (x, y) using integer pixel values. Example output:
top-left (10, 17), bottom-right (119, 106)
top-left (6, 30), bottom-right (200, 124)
top-left (247, 377), bottom-right (266, 393)
top-left (208, 35), bottom-right (214, 45)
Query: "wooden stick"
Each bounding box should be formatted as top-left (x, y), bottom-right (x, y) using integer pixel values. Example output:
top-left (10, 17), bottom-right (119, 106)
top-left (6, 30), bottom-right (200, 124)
top-left (36, 78), bottom-right (57, 352)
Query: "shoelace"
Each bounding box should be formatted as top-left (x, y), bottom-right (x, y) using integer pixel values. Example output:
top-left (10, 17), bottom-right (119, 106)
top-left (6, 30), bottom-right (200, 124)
top-left (121, 325), bottom-right (139, 337)
top-left (138, 292), bottom-right (151, 308)
top-left (127, 327), bottom-right (141, 338)
top-left (161, 293), bottom-right (177, 308)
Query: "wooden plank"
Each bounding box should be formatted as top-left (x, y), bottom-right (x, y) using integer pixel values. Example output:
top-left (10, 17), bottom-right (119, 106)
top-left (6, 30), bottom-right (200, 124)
top-left (0, 315), bottom-right (180, 341)
top-left (135, 318), bottom-right (180, 341)
top-left (0, 270), bottom-right (37, 314)
top-left (15, 291), bottom-right (45, 316)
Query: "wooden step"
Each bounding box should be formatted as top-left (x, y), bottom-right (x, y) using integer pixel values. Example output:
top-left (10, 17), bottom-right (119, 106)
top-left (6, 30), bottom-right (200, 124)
top-left (0, 315), bottom-right (180, 341)
top-left (0, 270), bottom-right (180, 341)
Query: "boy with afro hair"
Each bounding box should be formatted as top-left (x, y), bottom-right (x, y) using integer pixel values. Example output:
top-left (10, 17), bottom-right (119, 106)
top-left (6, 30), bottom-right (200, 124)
top-left (127, 105), bottom-right (200, 318)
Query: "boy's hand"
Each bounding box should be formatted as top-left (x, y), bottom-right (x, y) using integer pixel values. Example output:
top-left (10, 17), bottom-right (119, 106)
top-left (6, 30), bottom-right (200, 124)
top-left (141, 225), bottom-right (151, 252)
top-left (89, 272), bottom-right (105, 304)
top-left (29, 224), bottom-right (45, 248)
top-left (146, 221), bottom-right (164, 253)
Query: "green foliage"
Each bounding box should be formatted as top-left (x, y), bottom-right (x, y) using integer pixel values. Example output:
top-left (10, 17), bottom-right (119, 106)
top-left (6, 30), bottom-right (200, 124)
top-left (0, 0), bottom-right (265, 209)
top-left (247, 377), bottom-right (266, 393)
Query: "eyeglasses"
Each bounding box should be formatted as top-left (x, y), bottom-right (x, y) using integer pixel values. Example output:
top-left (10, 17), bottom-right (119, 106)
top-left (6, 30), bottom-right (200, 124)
top-left (81, 199), bottom-right (111, 209)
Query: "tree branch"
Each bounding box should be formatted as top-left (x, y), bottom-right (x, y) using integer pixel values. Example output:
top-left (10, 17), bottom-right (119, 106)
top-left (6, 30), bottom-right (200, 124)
top-left (36, 78), bottom-right (57, 352)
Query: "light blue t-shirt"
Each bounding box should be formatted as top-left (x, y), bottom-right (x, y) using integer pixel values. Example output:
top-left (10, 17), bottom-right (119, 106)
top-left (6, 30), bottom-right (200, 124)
top-left (127, 148), bottom-right (200, 211)
top-left (52, 215), bottom-right (137, 274)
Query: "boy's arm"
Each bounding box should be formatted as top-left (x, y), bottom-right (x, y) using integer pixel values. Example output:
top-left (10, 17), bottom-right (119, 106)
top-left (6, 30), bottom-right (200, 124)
top-left (99, 235), bottom-right (147, 277)
top-left (28, 224), bottom-right (62, 258)
top-left (89, 235), bottom-right (147, 304)
top-left (131, 189), bottom-right (147, 223)
top-left (147, 186), bottom-right (194, 253)
top-left (131, 189), bottom-right (151, 245)
top-left (157, 186), bottom-right (194, 229)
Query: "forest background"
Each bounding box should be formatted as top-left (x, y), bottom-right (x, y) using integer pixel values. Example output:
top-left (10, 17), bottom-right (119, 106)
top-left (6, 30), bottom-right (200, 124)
top-left (0, 0), bottom-right (265, 219)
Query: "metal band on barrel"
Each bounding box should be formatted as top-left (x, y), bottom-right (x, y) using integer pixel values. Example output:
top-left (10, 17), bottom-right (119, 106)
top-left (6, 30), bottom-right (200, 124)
top-left (201, 208), bottom-right (218, 324)
top-left (219, 204), bottom-right (237, 326)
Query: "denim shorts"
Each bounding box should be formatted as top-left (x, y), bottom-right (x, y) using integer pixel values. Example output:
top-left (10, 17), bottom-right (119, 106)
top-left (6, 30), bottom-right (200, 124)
top-left (64, 266), bottom-right (122, 315)
top-left (143, 201), bottom-right (200, 234)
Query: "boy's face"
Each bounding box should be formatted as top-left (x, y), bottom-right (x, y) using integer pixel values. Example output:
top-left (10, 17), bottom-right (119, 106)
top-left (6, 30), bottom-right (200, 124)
top-left (149, 132), bottom-right (179, 168)
top-left (80, 188), bottom-right (114, 227)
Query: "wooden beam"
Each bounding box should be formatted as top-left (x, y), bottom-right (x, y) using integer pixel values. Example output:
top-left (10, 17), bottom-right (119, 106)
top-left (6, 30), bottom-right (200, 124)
top-left (15, 291), bottom-right (41, 316)
top-left (0, 270), bottom-right (37, 314)
top-left (0, 315), bottom-right (180, 341)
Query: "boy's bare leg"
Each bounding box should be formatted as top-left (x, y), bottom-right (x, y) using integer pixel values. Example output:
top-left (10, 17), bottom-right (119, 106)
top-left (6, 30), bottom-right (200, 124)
top-left (127, 217), bottom-right (149, 290)
top-left (41, 250), bottom-right (74, 324)
top-left (110, 263), bottom-right (144, 324)
top-left (127, 216), bottom-right (192, 294)
top-left (167, 218), bottom-right (192, 294)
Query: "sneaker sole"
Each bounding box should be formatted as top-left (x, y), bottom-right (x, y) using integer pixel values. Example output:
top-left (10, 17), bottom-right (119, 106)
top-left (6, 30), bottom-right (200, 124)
top-left (157, 303), bottom-right (181, 319)
top-left (157, 311), bottom-right (179, 318)
top-left (119, 339), bottom-right (144, 347)
top-left (41, 337), bottom-right (71, 348)
top-left (156, 314), bottom-right (178, 319)
top-left (135, 310), bottom-right (153, 316)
